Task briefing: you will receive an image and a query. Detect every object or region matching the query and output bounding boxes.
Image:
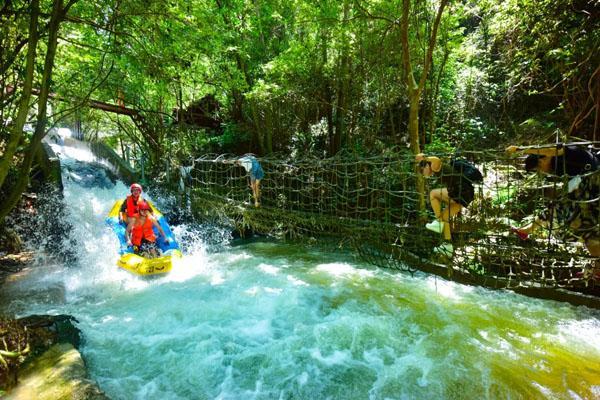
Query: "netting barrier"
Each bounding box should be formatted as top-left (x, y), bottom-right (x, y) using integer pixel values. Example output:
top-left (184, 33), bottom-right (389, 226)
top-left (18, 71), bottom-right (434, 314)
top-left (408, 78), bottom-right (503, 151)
top-left (175, 146), bottom-right (600, 294)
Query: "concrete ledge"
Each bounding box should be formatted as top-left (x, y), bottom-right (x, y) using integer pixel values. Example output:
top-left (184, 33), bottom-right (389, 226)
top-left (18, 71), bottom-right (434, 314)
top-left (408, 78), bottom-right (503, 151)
top-left (88, 140), bottom-right (138, 185)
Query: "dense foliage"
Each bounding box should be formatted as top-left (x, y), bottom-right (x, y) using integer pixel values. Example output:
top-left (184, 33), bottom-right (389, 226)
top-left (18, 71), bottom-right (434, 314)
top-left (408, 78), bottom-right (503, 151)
top-left (1, 0), bottom-right (598, 220)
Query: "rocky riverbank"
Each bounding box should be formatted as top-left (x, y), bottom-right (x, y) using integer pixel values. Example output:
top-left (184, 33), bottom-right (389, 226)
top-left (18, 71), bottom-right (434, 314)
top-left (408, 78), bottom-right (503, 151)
top-left (0, 251), bottom-right (33, 285)
top-left (1, 232), bottom-right (107, 398)
top-left (0, 315), bottom-right (108, 399)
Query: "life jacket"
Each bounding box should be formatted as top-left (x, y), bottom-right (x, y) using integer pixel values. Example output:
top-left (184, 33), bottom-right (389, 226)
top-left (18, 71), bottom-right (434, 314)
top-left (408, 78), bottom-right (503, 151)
top-left (131, 216), bottom-right (156, 246)
top-left (126, 195), bottom-right (142, 217)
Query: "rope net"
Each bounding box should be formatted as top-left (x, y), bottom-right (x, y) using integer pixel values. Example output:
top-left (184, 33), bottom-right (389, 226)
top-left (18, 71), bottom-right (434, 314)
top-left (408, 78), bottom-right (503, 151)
top-left (178, 147), bottom-right (600, 291)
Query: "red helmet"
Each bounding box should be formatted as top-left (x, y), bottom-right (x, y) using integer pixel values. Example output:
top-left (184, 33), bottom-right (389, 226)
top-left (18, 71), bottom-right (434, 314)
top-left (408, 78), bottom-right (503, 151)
top-left (130, 183), bottom-right (142, 193)
top-left (138, 201), bottom-right (151, 211)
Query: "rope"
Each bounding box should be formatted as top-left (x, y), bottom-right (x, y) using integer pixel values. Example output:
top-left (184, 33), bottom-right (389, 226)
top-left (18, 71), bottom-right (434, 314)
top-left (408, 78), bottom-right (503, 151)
top-left (177, 146), bottom-right (600, 289)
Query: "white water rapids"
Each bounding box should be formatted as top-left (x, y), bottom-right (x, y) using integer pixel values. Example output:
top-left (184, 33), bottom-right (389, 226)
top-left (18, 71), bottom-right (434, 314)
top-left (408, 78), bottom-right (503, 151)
top-left (1, 138), bottom-right (599, 399)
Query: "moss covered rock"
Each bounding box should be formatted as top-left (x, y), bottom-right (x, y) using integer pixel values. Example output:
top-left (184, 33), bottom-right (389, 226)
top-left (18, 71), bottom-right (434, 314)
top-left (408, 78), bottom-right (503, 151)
top-left (5, 343), bottom-right (107, 400)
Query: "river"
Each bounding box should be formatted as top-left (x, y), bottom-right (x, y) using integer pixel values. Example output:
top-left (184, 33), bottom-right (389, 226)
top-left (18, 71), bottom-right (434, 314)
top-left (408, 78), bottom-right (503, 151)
top-left (1, 139), bottom-right (599, 399)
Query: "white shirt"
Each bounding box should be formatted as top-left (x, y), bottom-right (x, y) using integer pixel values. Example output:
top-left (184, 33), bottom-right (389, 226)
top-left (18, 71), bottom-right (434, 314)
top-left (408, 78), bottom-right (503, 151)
top-left (238, 156), bottom-right (253, 173)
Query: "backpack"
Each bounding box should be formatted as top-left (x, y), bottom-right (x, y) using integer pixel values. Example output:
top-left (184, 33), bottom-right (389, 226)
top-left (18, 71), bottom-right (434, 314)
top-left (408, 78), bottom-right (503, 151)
top-left (557, 145), bottom-right (599, 176)
top-left (450, 158), bottom-right (483, 183)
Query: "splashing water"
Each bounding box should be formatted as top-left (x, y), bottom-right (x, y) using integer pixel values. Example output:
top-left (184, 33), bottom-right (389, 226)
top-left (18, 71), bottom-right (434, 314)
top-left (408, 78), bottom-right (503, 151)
top-left (1, 140), bottom-right (600, 399)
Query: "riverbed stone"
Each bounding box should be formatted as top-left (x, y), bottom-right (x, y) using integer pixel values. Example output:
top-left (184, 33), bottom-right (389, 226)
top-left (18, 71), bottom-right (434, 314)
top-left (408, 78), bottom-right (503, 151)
top-left (5, 343), bottom-right (108, 400)
top-left (0, 251), bottom-right (33, 284)
top-left (0, 228), bottom-right (23, 255)
top-left (35, 142), bottom-right (63, 191)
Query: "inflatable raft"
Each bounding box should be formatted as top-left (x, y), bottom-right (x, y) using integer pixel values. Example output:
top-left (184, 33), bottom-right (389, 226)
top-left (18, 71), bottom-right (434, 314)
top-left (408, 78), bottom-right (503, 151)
top-left (106, 199), bottom-right (182, 275)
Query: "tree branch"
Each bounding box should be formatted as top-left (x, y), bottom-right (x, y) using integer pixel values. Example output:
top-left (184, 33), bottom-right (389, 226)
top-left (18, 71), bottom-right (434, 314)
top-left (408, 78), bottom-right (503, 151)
top-left (417, 0), bottom-right (448, 93)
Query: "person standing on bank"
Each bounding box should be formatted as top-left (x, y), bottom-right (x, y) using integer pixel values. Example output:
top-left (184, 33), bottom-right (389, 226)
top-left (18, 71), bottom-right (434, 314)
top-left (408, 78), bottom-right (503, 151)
top-left (225, 155), bottom-right (265, 207)
top-left (415, 153), bottom-right (479, 256)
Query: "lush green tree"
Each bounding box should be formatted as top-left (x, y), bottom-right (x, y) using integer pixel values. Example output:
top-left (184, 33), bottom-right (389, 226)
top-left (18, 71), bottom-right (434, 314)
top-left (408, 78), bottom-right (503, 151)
top-left (438, 0), bottom-right (599, 144)
top-left (0, 0), bottom-right (80, 223)
top-left (1, 0), bottom-right (598, 222)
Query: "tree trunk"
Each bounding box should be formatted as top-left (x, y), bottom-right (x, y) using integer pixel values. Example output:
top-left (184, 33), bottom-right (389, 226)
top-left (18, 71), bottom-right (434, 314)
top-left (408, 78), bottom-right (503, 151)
top-left (428, 42), bottom-right (450, 142)
top-left (408, 94), bottom-right (420, 152)
top-left (400, 0), bottom-right (448, 215)
top-left (265, 103), bottom-right (273, 154)
top-left (332, 0), bottom-right (351, 155)
top-left (250, 101), bottom-right (265, 154)
top-left (401, 0), bottom-right (448, 154)
top-left (594, 72), bottom-right (600, 141)
top-left (0, 0), bottom-right (65, 223)
top-left (401, 0), bottom-right (419, 154)
top-left (317, 29), bottom-right (335, 157)
top-left (0, 0), bottom-right (40, 190)
top-left (325, 84), bottom-right (335, 156)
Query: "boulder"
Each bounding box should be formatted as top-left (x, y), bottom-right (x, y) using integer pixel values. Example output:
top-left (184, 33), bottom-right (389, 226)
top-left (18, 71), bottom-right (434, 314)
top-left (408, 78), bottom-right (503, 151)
top-left (4, 343), bottom-right (108, 400)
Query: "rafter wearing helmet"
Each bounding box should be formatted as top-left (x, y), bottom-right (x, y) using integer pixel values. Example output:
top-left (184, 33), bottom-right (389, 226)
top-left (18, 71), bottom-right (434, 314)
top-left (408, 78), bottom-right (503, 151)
top-left (119, 183), bottom-right (144, 224)
top-left (125, 200), bottom-right (169, 258)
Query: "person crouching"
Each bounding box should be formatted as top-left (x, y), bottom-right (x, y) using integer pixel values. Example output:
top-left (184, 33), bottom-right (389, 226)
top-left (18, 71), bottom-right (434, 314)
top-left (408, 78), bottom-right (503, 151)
top-left (415, 153), bottom-right (477, 257)
top-left (126, 201), bottom-right (169, 258)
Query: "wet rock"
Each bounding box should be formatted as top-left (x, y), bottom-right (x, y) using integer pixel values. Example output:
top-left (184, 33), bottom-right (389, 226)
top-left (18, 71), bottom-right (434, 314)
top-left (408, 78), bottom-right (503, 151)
top-left (0, 318), bottom-right (28, 391)
top-left (62, 160), bottom-right (118, 189)
top-left (4, 343), bottom-right (108, 400)
top-left (36, 142), bottom-right (63, 191)
top-left (0, 315), bottom-right (82, 391)
top-left (0, 228), bottom-right (23, 254)
top-left (18, 315), bottom-right (81, 352)
top-left (1, 315), bottom-right (106, 398)
top-left (87, 140), bottom-right (138, 185)
top-left (0, 252), bottom-right (33, 284)
top-left (6, 186), bottom-right (77, 264)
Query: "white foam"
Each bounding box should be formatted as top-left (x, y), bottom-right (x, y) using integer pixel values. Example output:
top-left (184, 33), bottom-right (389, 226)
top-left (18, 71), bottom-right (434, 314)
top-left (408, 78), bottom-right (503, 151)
top-left (557, 318), bottom-right (600, 354)
top-left (258, 263), bottom-right (279, 275)
top-left (4, 138), bottom-right (600, 400)
top-left (287, 275), bottom-right (308, 286)
top-left (425, 276), bottom-right (469, 300)
top-left (310, 348), bottom-right (351, 366)
top-left (315, 262), bottom-right (374, 279)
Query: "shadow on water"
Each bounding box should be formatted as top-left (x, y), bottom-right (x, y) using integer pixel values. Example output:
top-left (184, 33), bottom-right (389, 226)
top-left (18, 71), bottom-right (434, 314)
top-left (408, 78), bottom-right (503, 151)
top-left (61, 159), bottom-right (118, 189)
top-left (230, 236), bottom-right (357, 265)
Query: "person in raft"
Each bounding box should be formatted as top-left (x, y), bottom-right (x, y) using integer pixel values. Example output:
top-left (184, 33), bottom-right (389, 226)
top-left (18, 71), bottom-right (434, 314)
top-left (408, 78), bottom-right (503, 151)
top-left (416, 153), bottom-right (478, 257)
top-left (506, 143), bottom-right (599, 277)
top-left (225, 154), bottom-right (265, 207)
top-left (119, 183), bottom-right (144, 225)
top-left (126, 201), bottom-right (169, 257)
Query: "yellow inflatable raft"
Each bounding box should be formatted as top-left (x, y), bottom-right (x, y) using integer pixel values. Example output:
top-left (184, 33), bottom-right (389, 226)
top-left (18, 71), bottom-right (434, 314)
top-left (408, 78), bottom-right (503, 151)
top-left (106, 199), bottom-right (182, 276)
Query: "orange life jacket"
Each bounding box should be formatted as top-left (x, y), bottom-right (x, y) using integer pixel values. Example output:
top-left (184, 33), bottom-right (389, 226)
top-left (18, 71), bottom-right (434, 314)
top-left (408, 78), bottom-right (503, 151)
top-left (126, 195), bottom-right (142, 217)
top-left (131, 216), bottom-right (156, 246)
